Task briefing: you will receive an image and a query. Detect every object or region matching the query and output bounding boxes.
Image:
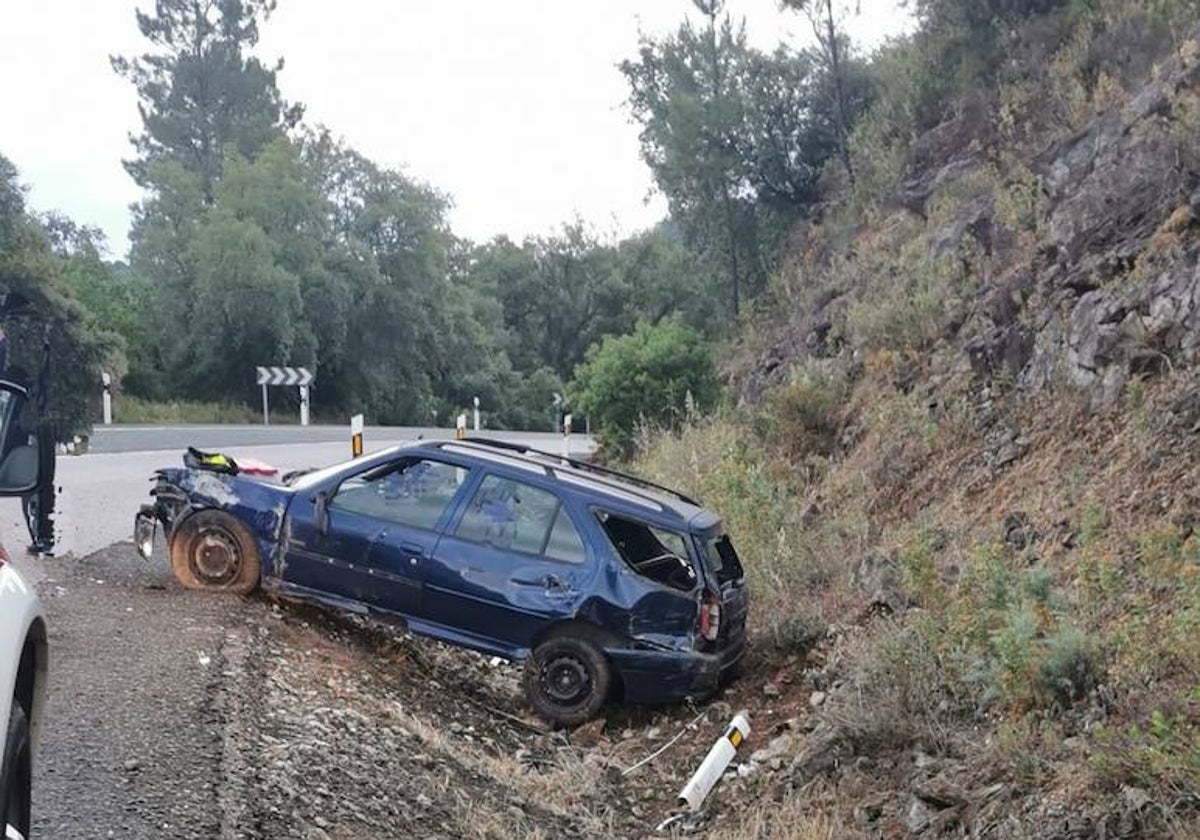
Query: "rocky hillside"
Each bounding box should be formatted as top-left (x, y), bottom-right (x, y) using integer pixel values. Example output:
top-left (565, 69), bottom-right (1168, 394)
top-left (637, 3), bottom-right (1200, 837)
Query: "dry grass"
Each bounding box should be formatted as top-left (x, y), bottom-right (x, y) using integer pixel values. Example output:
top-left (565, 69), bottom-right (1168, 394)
top-left (635, 366), bottom-right (1200, 831)
top-left (707, 783), bottom-right (857, 839)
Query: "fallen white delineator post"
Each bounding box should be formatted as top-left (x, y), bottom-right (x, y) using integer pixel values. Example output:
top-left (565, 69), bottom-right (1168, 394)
top-left (678, 711), bottom-right (751, 811)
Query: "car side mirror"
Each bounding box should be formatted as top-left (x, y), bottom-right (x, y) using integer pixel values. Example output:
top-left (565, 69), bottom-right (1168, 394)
top-left (313, 490), bottom-right (330, 536)
top-left (0, 380), bottom-right (50, 496)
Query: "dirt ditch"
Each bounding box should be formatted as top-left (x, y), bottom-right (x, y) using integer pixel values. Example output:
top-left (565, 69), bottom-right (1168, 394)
top-left (32, 542), bottom-right (807, 839)
top-left (220, 595), bottom-right (811, 839)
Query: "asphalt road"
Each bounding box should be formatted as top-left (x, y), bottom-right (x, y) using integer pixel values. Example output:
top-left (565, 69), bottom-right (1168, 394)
top-left (88, 424), bottom-right (593, 455)
top-left (2, 429), bottom-right (594, 564)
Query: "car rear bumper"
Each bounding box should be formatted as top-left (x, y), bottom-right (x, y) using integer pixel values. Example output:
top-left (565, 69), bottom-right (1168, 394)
top-left (606, 635), bottom-right (747, 705)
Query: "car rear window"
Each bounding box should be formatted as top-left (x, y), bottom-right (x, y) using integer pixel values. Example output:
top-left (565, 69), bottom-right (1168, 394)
top-left (701, 534), bottom-right (744, 586)
top-left (596, 511), bottom-right (697, 592)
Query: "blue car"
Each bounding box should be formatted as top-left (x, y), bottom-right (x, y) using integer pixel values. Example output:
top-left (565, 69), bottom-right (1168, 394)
top-left (135, 439), bottom-right (748, 725)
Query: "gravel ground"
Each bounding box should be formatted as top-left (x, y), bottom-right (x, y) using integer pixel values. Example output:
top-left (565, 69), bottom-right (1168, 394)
top-left (24, 540), bottom-right (766, 840)
top-left (31, 543), bottom-right (251, 839)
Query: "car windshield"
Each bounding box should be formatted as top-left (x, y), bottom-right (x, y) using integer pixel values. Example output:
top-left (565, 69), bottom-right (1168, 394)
top-left (286, 446), bottom-right (409, 490)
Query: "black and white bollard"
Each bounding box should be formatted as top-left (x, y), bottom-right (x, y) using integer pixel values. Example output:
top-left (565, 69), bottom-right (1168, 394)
top-left (677, 711), bottom-right (751, 812)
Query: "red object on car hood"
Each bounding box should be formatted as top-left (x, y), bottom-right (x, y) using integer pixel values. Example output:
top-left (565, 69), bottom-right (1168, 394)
top-left (236, 457), bottom-right (278, 477)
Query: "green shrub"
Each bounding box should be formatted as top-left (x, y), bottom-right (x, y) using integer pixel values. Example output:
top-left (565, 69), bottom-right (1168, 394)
top-left (1035, 627), bottom-right (1103, 707)
top-left (114, 395), bottom-right (261, 424)
top-left (570, 318), bottom-right (718, 456)
top-left (845, 253), bottom-right (971, 353)
top-left (1092, 707), bottom-right (1200, 803)
top-left (824, 616), bottom-right (963, 752)
top-left (763, 361), bottom-right (849, 461)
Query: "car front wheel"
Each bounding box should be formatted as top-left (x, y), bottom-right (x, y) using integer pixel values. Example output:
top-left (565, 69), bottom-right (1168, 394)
top-left (169, 510), bottom-right (262, 596)
top-left (1, 704), bottom-right (31, 840)
top-left (524, 636), bottom-right (612, 727)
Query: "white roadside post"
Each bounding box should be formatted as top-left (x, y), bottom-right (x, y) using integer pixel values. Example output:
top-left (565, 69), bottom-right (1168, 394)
top-left (299, 384), bottom-right (310, 427)
top-left (101, 371), bottom-right (113, 425)
top-left (257, 368), bottom-right (270, 426)
top-left (678, 711), bottom-right (752, 812)
top-left (562, 412), bottom-right (572, 460)
top-left (351, 413), bottom-right (364, 458)
top-left (473, 396), bottom-right (481, 432)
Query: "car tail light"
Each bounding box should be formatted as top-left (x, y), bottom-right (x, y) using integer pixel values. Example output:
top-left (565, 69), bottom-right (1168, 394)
top-left (699, 590), bottom-right (721, 642)
top-left (0, 544), bottom-right (9, 567)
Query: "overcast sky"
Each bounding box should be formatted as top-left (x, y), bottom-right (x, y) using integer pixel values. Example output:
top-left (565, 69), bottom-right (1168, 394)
top-left (1, 0), bottom-right (913, 260)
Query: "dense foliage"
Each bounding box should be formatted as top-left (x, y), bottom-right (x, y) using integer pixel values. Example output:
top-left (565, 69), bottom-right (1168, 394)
top-left (570, 318), bottom-right (718, 455)
top-left (0, 157), bottom-right (120, 436)
top-left (7, 0), bottom-right (891, 439)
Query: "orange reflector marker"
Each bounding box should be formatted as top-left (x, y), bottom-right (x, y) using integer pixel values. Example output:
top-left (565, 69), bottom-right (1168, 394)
top-left (351, 413), bottom-right (364, 458)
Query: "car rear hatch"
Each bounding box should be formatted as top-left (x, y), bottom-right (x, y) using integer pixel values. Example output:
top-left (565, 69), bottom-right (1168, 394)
top-left (695, 530), bottom-right (749, 662)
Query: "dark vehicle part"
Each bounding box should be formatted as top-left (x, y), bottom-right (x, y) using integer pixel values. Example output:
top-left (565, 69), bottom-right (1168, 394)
top-left (524, 636), bottom-right (613, 727)
top-left (597, 512), bottom-right (697, 591)
top-left (0, 377), bottom-right (55, 555)
top-left (462, 437), bottom-right (700, 505)
top-left (169, 510), bottom-right (261, 595)
top-left (0, 322), bottom-right (57, 555)
top-left (183, 446), bottom-right (239, 474)
top-left (1, 705), bottom-right (31, 840)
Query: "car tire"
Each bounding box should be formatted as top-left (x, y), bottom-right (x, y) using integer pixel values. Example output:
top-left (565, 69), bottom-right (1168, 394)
top-left (1, 704), bottom-right (31, 840)
top-left (524, 636), bottom-right (612, 727)
top-left (169, 510), bottom-right (261, 596)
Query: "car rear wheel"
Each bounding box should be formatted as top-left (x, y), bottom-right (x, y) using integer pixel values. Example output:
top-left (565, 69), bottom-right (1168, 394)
top-left (169, 510), bottom-right (261, 596)
top-left (524, 636), bottom-right (612, 727)
top-left (1, 704), bottom-right (31, 840)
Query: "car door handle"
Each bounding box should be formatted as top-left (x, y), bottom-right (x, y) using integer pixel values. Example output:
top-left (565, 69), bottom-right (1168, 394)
top-left (400, 541), bottom-right (426, 558)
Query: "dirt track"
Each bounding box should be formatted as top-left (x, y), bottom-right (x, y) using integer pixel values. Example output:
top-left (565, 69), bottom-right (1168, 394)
top-left (27, 543), bottom-right (782, 839)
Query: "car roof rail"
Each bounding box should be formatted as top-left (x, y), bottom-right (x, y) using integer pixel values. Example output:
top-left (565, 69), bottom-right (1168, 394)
top-left (455, 437), bottom-right (701, 507)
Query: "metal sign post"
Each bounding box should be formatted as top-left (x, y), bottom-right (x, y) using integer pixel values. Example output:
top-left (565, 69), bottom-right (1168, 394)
top-left (256, 366), bottom-right (315, 426)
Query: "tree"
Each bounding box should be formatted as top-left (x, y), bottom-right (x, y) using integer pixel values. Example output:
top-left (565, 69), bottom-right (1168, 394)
top-left (904, 0), bottom-right (1071, 121)
top-left (623, 4), bottom-right (749, 317)
top-left (622, 9), bottom-right (842, 320)
top-left (117, 0), bottom-right (303, 394)
top-left (112, 0), bottom-right (302, 203)
top-left (570, 318), bottom-right (718, 456)
top-left (780, 0), bottom-right (863, 185)
top-left (0, 155), bottom-right (121, 436)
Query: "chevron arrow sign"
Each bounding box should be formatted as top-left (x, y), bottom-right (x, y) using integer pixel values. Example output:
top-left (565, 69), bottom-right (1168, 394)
top-left (256, 366), bottom-right (314, 387)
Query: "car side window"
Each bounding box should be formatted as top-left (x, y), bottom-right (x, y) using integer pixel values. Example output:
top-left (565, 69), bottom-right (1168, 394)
top-left (456, 474), bottom-right (586, 563)
top-left (331, 458), bottom-right (467, 531)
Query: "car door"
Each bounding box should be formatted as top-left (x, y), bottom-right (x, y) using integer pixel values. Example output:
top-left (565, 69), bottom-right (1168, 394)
top-left (424, 472), bottom-right (593, 650)
top-left (283, 456), bottom-right (471, 616)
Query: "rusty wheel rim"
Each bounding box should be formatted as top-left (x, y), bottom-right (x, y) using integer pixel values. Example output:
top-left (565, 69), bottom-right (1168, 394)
top-left (190, 526), bottom-right (242, 586)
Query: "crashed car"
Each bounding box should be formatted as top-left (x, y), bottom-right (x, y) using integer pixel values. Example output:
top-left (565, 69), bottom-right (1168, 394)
top-left (136, 439), bottom-right (748, 725)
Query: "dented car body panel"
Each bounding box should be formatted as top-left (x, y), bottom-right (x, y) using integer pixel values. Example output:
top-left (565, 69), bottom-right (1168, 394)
top-left (139, 439), bottom-right (749, 706)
